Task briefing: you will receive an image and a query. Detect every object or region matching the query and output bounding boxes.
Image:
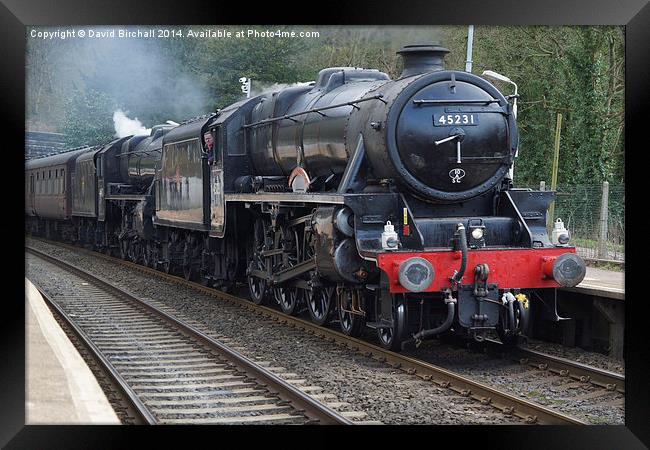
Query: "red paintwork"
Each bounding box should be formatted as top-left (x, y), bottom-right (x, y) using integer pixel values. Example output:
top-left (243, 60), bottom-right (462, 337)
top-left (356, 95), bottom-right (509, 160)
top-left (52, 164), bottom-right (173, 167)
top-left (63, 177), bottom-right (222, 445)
top-left (377, 248), bottom-right (576, 293)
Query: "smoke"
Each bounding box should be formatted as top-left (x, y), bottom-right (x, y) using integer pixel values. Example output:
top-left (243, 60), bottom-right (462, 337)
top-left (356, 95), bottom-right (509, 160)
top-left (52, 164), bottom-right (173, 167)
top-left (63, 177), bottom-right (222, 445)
top-left (28, 27), bottom-right (211, 133)
top-left (250, 81), bottom-right (313, 98)
top-left (113, 109), bottom-right (151, 138)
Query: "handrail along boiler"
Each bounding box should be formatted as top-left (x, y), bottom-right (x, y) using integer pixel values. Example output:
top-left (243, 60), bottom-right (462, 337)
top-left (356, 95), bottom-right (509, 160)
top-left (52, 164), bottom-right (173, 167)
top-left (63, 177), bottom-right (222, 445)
top-left (25, 44), bottom-right (586, 351)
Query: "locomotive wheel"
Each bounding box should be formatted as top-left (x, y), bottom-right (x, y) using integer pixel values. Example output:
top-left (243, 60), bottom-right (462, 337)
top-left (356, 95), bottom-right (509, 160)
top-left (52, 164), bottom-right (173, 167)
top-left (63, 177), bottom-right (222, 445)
top-left (199, 238), bottom-right (214, 287)
top-left (144, 242), bottom-right (158, 269)
top-left (275, 278), bottom-right (303, 315)
top-left (306, 286), bottom-right (335, 326)
top-left (215, 280), bottom-right (233, 293)
top-left (200, 274), bottom-right (214, 287)
top-left (119, 239), bottom-right (129, 260)
top-left (274, 286), bottom-right (300, 315)
top-left (337, 288), bottom-right (364, 337)
top-left (103, 229), bottom-right (115, 257)
top-left (248, 254), bottom-right (267, 305)
top-left (274, 227), bottom-right (302, 315)
top-left (162, 233), bottom-right (179, 275)
top-left (142, 242), bottom-right (151, 267)
top-left (128, 241), bottom-right (142, 264)
top-left (377, 297), bottom-right (408, 351)
top-left (138, 243), bottom-right (145, 264)
top-left (182, 237), bottom-right (197, 281)
top-left (247, 218), bottom-right (268, 305)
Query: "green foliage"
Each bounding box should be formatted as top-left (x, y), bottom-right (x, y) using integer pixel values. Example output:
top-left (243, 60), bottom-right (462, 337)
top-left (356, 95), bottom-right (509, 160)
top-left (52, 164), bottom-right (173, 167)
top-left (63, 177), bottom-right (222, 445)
top-left (441, 26), bottom-right (624, 186)
top-left (61, 88), bottom-right (119, 147)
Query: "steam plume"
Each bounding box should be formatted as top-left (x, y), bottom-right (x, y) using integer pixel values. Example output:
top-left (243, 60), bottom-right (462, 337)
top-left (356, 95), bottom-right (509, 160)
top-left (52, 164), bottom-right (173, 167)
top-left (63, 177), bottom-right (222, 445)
top-left (113, 109), bottom-right (151, 138)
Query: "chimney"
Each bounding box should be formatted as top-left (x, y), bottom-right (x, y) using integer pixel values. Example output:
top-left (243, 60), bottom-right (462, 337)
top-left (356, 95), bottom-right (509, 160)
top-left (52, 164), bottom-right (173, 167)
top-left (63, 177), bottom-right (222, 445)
top-left (397, 44), bottom-right (450, 78)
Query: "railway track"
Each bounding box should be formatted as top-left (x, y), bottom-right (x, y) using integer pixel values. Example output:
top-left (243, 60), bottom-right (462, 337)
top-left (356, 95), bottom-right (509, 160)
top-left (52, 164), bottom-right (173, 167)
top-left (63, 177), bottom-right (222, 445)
top-left (26, 246), bottom-right (353, 425)
top-left (28, 238), bottom-right (623, 425)
top-left (484, 339), bottom-right (624, 395)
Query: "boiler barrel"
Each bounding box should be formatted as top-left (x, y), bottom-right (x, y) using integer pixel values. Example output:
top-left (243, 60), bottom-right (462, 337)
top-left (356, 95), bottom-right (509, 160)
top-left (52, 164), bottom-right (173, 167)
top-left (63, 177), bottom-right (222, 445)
top-left (119, 127), bottom-right (170, 188)
top-left (248, 68), bottom-right (390, 178)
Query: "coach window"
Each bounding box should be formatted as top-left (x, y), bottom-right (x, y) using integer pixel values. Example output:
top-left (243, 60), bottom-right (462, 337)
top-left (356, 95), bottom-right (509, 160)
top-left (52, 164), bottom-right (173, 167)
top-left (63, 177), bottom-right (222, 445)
top-left (62, 169), bottom-right (65, 192)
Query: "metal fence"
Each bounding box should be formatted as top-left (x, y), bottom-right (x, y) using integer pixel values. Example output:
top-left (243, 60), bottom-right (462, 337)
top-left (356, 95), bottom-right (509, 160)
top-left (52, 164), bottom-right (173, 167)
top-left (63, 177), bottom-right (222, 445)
top-left (519, 182), bottom-right (625, 262)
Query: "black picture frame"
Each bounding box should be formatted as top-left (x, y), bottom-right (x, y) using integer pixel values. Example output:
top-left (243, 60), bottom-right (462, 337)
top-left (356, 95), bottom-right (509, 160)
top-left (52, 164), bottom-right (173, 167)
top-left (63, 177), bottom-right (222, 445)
top-left (3, 0), bottom-right (647, 447)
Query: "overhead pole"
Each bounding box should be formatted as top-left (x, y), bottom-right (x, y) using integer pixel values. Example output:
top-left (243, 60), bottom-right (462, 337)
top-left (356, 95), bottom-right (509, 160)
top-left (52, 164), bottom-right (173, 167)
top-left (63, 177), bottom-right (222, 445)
top-left (548, 112), bottom-right (563, 233)
top-left (465, 25), bottom-right (474, 73)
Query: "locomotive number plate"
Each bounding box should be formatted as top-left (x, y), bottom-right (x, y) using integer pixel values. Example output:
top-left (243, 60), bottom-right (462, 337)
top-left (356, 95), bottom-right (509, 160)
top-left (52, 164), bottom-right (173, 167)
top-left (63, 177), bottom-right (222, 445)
top-left (433, 113), bottom-right (480, 126)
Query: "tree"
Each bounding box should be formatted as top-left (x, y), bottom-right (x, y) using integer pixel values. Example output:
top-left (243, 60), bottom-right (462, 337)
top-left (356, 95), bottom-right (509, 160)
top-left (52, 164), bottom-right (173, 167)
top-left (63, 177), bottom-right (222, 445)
top-left (61, 87), bottom-right (119, 147)
top-left (445, 25), bottom-right (625, 186)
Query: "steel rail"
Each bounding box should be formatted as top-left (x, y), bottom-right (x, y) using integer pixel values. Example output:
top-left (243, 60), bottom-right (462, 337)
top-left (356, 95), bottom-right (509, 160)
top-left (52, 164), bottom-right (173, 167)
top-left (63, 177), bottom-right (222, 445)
top-left (484, 339), bottom-right (624, 394)
top-left (26, 246), bottom-right (353, 425)
top-left (30, 280), bottom-right (157, 424)
top-left (28, 239), bottom-right (587, 424)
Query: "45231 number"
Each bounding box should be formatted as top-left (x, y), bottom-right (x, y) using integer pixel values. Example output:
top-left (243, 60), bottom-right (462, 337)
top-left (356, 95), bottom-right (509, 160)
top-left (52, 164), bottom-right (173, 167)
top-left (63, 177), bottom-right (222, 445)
top-left (433, 113), bottom-right (479, 126)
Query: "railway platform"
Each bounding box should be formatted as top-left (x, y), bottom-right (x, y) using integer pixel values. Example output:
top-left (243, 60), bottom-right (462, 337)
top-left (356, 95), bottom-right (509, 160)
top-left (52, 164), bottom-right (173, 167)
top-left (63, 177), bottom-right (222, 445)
top-left (544, 266), bottom-right (625, 359)
top-left (563, 266), bottom-right (624, 300)
top-left (25, 278), bottom-right (120, 424)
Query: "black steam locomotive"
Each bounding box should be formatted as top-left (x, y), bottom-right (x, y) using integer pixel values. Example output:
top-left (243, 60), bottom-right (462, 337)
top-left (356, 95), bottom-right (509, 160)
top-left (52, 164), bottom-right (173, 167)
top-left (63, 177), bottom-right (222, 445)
top-left (25, 44), bottom-right (586, 351)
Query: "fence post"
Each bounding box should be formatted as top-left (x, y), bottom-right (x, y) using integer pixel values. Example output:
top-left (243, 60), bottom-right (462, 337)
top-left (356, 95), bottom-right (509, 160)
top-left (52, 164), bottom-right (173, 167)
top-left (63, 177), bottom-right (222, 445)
top-left (598, 181), bottom-right (610, 259)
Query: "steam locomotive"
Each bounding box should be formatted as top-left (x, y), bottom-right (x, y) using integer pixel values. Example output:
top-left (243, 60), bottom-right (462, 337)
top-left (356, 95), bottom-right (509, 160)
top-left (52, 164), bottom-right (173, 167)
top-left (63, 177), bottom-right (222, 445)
top-left (25, 44), bottom-right (586, 351)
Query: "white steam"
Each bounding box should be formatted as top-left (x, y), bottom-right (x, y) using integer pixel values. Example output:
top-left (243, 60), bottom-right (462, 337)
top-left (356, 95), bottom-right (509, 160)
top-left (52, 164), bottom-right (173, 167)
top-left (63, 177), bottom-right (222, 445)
top-left (113, 109), bottom-right (151, 138)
